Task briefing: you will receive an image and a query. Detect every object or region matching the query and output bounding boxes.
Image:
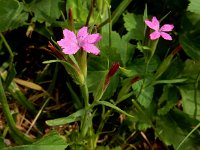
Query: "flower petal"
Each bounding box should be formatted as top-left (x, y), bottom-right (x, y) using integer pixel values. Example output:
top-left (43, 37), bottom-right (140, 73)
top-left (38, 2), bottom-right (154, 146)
top-left (57, 39), bottom-right (80, 54)
top-left (149, 31), bottom-right (160, 40)
top-left (77, 26), bottom-right (88, 39)
top-left (82, 43), bottom-right (100, 55)
top-left (84, 33), bottom-right (102, 44)
top-left (145, 16), bottom-right (159, 31)
top-left (160, 24), bottom-right (174, 32)
top-left (63, 29), bottom-right (77, 42)
top-left (160, 32), bottom-right (173, 40)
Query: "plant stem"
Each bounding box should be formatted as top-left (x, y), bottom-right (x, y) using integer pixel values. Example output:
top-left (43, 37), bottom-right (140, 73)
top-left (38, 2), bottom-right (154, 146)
top-left (0, 33), bottom-right (14, 61)
top-left (86, 0), bottom-right (96, 26)
top-left (176, 122), bottom-right (200, 150)
top-left (80, 83), bottom-right (89, 108)
top-left (0, 78), bottom-right (33, 144)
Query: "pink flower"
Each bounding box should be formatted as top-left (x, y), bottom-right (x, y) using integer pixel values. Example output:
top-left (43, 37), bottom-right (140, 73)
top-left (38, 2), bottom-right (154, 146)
top-left (145, 16), bottom-right (174, 40)
top-left (57, 26), bottom-right (102, 55)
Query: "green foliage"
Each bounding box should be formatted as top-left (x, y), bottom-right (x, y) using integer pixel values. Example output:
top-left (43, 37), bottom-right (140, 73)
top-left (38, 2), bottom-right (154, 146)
top-left (100, 31), bottom-right (135, 65)
top-left (1, 0), bottom-right (200, 149)
top-left (157, 85), bottom-right (180, 115)
top-left (188, 0), bottom-right (200, 14)
top-left (132, 79), bottom-right (154, 108)
top-left (180, 12), bottom-right (200, 61)
top-left (0, 0), bottom-right (28, 32)
top-left (156, 109), bottom-right (200, 150)
top-left (46, 109), bottom-right (85, 126)
top-left (123, 12), bottom-right (145, 40)
top-left (28, 0), bottom-right (62, 25)
top-left (2, 131), bottom-right (67, 150)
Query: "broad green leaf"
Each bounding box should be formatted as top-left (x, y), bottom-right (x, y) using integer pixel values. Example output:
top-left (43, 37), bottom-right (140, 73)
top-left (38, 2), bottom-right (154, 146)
top-left (0, 137), bottom-right (6, 149)
top-left (179, 14), bottom-right (200, 61)
top-left (128, 100), bottom-right (154, 131)
top-left (131, 56), bottom-right (160, 75)
top-left (132, 79), bottom-right (154, 108)
top-left (177, 59), bottom-right (200, 120)
top-left (188, 0), bottom-right (200, 14)
top-left (157, 85), bottom-right (180, 115)
top-left (33, 130), bottom-right (66, 145)
top-left (87, 71), bottom-right (107, 93)
top-left (180, 59), bottom-right (200, 80)
top-left (156, 109), bottom-right (200, 150)
top-left (100, 31), bottom-right (135, 65)
top-left (2, 145), bottom-right (67, 150)
top-left (2, 131), bottom-right (67, 150)
top-left (29, 0), bottom-right (62, 24)
top-left (180, 33), bottom-right (200, 61)
top-left (0, 0), bottom-right (28, 32)
top-left (123, 12), bottom-right (145, 40)
top-left (46, 109), bottom-right (85, 126)
top-left (179, 87), bottom-right (200, 120)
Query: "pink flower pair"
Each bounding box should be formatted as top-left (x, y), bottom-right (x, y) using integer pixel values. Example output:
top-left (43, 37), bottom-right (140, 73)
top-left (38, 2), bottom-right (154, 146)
top-left (57, 27), bottom-right (102, 55)
top-left (145, 16), bottom-right (174, 40)
top-left (57, 16), bottom-right (174, 56)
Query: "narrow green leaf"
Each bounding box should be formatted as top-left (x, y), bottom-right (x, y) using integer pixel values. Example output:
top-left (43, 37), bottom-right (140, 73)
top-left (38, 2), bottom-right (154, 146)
top-left (43, 59), bottom-right (84, 85)
top-left (154, 54), bottom-right (173, 79)
top-left (97, 101), bottom-right (134, 118)
top-left (111, 0), bottom-right (132, 24)
top-left (46, 109), bottom-right (85, 126)
top-left (4, 64), bottom-right (16, 89)
top-left (154, 79), bottom-right (187, 85)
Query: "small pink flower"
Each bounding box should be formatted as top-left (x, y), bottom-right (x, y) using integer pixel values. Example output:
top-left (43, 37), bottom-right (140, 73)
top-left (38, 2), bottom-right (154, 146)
top-left (57, 27), bottom-right (102, 55)
top-left (145, 16), bottom-right (174, 40)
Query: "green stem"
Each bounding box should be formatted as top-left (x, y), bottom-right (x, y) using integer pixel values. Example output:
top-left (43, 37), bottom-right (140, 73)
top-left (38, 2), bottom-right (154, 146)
top-left (98, 0), bottom-right (132, 29)
top-left (0, 78), bottom-right (33, 144)
top-left (146, 38), bottom-right (159, 65)
top-left (81, 83), bottom-right (89, 108)
top-left (66, 82), bottom-right (83, 109)
top-left (86, 0), bottom-right (96, 26)
top-left (0, 32), bottom-right (15, 89)
top-left (194, 72), bottom-right (200, 119)
top-left (176, 122), bottom-right (200, 150)
top-left (0, 33), bottom-right (14, 61)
